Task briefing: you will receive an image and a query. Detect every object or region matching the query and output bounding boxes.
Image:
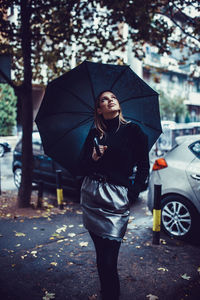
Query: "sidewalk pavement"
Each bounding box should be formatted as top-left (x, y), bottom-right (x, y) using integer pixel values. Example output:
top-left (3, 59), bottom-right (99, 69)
top-left (0, 193), bottom-right (200, 300)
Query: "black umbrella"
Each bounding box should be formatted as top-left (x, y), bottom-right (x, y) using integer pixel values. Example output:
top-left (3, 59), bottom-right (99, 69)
top-left (35, 60), bottom-right (162, 175)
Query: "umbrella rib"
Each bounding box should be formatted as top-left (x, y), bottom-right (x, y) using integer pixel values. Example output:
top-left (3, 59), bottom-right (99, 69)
top-left (37, 111), bottom-right (93, 123)
top-left (43, 111), bottom-right (92, 118)
top-left (55, 83), bottom-right (94, 112)
top-left (48, 116), bottom-right (94, 149)
top-left (120, 94), bottom-right (158, 104)
top-left (110, 66), bottom-right (129, 90)
top-left (125, 116), bottom-right (162, 132)
top-left (85, 62), bottom-right (96, 103)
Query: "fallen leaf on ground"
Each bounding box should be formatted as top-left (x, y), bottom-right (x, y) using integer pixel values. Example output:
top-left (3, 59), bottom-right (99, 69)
top-left (157, 267), bottom-right (168, 272)
top-left (15, 232), bottom-right (26, 237)
top-left (160, 239), bottom-right (167, 245)
top-left (44, 203), bottom-right (54, 209)
top-left (68, 225), bottom-right (74, 228)
top-left (68, 233), bottom-right (76, 237)
top-left (31, 250), bottom-right (37, 258)
top-left (50, 262), bottom-right (58, 266)
top-left (56, 225), bottom-right (67, 233)
top-left (76, 210), bottom-right (82, 214)
top-left (42, 291), bottom-right (55, 300)
top-left (79, 241), bottom-right (88, 247)
top-left (52, 233), bottom-right (65, 239)
top-left (181, 273), bottom-right (191, 280)
top-left (146, 294), bottom-right (159, 300)
top-left (57, 239), bottom-right (65, 243)
top-left (36, 245), bottom-right (43, 248)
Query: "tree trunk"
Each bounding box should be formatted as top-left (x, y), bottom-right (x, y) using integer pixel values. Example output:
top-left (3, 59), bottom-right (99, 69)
top-left (17, 0), bottom-right (33, 208)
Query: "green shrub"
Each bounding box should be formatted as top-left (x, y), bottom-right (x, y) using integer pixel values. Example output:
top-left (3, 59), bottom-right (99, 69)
top-left (0, 84), bottom-right (17, 136)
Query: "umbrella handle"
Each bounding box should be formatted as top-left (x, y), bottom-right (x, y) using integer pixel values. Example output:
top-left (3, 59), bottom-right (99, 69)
top-left (94, 137), bottom-right (102, 157)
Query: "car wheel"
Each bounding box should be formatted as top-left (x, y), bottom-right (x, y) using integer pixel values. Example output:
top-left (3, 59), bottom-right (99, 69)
top-left (161, 195), bottom-right (199, 240)
top-left (14, 167), bottom-right (22, 188)
top-left (0, 144), bottom-right (5, 157)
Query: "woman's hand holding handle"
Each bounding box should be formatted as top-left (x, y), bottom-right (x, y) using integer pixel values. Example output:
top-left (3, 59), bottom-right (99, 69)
top-left (92, 145), bottom-right (107, 161)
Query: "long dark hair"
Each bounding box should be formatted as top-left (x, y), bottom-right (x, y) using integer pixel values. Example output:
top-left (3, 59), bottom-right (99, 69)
top-left (94, 90), bottom-right (129, 138)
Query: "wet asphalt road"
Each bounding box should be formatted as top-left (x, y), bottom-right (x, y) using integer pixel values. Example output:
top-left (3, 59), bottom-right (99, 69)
top-left (0, 195), bottom-right (200, 300)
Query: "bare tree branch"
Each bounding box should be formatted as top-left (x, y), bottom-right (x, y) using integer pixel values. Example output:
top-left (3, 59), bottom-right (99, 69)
top-left (156, 12), bottom-right (199, 42)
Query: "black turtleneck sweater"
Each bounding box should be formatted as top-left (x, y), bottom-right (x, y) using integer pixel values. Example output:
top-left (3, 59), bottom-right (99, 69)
top-left (78, 115), bottom-right (150, 190)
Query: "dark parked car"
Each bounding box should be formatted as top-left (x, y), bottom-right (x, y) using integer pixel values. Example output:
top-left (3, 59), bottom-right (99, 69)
top-left (12, 132), bottom-right (80, 198)
top-left (0, 140), bottom-right (11, 157)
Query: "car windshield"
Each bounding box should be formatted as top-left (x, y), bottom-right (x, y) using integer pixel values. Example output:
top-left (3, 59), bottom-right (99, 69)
top-left (32, 132), bottom-right (41, 144)
top-left (189, 140), bottom-right (200, 159)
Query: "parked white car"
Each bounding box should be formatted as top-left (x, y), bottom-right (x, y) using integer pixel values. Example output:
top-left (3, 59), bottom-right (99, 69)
top-left (0, 140), bottom-right (11, 157)
top-left (148, 135), bottom-right (200, 240)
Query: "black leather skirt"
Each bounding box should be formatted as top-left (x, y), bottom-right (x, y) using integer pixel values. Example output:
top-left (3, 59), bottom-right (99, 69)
top-left (80, 176), bottom-right (130, 241)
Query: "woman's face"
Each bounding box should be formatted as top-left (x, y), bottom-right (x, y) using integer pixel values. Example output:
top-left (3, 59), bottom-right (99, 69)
top-left (97, 91), bottom-right (120, 119)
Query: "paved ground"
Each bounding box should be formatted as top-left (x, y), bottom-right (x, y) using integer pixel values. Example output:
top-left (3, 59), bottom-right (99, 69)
top-left (0, 192), bottom-right (200, 300)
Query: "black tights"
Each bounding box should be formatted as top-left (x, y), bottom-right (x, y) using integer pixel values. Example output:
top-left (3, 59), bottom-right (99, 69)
top-left (89, 231), bottom-right (121, 300)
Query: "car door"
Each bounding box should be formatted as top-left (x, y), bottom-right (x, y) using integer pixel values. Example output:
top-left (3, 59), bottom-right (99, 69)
top-left (32, 132), bottom-right (55, 186)
top-left (186, 140), bottom-right (200, 202)
top-left (32, 132), bottom-right (44, 180)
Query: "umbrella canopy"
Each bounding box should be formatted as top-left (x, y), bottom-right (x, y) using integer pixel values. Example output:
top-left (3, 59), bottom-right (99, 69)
top-left (35, 60), bottom-right (162, 175)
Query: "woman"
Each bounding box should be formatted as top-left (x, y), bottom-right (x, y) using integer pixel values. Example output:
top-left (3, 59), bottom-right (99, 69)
top-left (79, 91), bottom-right (149, 300)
